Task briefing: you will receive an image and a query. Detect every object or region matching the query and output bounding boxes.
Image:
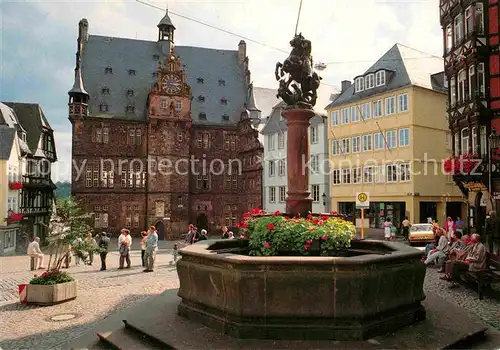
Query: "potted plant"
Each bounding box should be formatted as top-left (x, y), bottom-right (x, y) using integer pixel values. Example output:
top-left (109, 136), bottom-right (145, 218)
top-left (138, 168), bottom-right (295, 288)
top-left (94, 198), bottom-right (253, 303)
top-left (9, 181), bottom-right (23, 190)
top-left (238, 208), bottom-right (356, 257)
top-left (20, 197), bottom-right (92, 305)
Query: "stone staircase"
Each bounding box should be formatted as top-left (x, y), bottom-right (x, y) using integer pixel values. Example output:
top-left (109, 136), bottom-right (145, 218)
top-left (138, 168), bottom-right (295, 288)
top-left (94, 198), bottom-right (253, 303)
top-left (97, 320), bottom-right (172, 349)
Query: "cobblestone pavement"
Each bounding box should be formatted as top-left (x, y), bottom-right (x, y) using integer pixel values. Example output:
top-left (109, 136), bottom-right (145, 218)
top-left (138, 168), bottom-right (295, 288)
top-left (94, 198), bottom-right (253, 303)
top-left (1, 249), bottom-right (499, 349)
top-left (0, 249), bottom-right (180, 349)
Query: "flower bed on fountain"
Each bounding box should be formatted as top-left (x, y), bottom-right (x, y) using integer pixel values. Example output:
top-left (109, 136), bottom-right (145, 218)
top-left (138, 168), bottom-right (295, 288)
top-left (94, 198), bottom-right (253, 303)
top-left (177, 209), bottom-right (426, 341)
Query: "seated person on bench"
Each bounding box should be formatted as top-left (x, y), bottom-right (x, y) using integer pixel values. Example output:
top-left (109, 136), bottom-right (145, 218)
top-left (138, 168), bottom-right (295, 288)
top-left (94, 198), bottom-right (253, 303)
top-left (424, 229), bottom-right (449, 266)
top-left (27, 237), bottom-right (45, 270)
top-left (441, 234), bottom-right (488, 288)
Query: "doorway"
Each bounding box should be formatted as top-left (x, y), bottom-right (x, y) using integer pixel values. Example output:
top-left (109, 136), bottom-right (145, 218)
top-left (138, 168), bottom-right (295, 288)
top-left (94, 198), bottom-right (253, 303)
top-left (446, 202), bottom-right (463, 221)
top-left (196, 213), bottom-right (209, 232)
top-left (155, 221), bottom-right (165, 240)
top-left (419, 202), bottom-right (437, 223)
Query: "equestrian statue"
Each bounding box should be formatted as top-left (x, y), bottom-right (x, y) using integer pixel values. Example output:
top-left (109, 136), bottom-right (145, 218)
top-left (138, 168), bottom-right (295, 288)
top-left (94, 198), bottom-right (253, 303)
top-left (275, 33), bottom-right (322, 108)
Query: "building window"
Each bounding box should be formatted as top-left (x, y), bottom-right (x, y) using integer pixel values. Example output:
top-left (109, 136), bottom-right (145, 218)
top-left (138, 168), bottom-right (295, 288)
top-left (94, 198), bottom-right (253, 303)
top-left (400, 163), bottom-right (411, 182)
top-left (268, 134), bottom-right (275, 150)
top-left (218, 79), bottom-right (226, 86)
top-left (279, 186), bottom-right (286, 202)
top-left (373, 100), bottom-right (383, 117)
top-left (398, 128), bottom-right (410, 147)
top-left (161, 98), bottom-right (168, 109)
top-left (331, 140), bottom-right (340, 156)
top-left (458, 69), bottom-right (467, 102)
top-left (350, 106), bottom-right (359, 122)
top-left (359, 134), bottom-right (373, 152)
top-left (101, 162), bottom-right (114, 188)
top-left (478, 63), bottom-right (485, 95)
top-left (469, 66), bottom-right (475, 96)
top-left (445, 24), bottom-right (452, 53)
top-left (177, 132), bottom-right (183, 143)
top-left (480, 125), bottom-right (487, 156)
top-left (222, 114), bottom-right (229, 121)
top-left (127, 89), bottom-right (134, 97)
top-left (133, 213), bottom-right (139, 228)
top-left (128, 69), bottom-right (136, 76)
top-left (465, 6), bottom-right (473, 36)
top-left (385, 96), bottom-right (395, 115)
top-left (476, 3), bottom-right (484, 34)
top-left (331, 111), bottom-right (339, 126)
top-left (278, 132), bottom-right (285, 149)
top-left (341, 108), bottom-right (349, 124)
top-left (352, 168), bottom-right (361, 184)
top-left (175, 101), bottom-right (182, 112)
top-left (454, 132), bottom-right (460, 155)
top-left (196, 174), bottom-right (211, 190)
top-left (310, 126), bottom-right (318, 143)
top-left (386, 164), bottom-right (397, 183)
top-left (365, 74), bottom-right (374, 89)
top-left (341, 168), bottom-right (351, 184)
top-left (153, 54), bottom-right (160, 60)
top-left (461, 128), bottom-right (470, 154)
top-left (450, 77), bottom-right (456, 105)
top-left (375, 71), bottom-right (386, 86)
top-left (198, 112), bottom-right (207, 120)
top-left (278, 160), bottom-right (285, 176)
top-left (269, 160), bottom-right (276, 177)
top-left (92, 163), bottom-right (99, 187)
top-left (99, 104), bottom-right (109, 112)
top-left (362, 103), bottom-right (371, 120)
top-left (121, 165), bottom-right (128, 188)
top-left (152, 72), bottom-right (158, 78)
top-left (126, 105), bottom-right (135, 113)
top-left (101, 87), bottom-right (110, 95)
top-left (341, 138), bottom-right (350, 153)
top-left (472, 127), bottom-right (478, 153)
top-left (197, 77), bottom-right (204, 84)
top-left (363, 166), bottom-right (373, 183)
top-left (105, 66), bottom-right (113, 74)
top-left (354, 77), bottom-right (364, 92)
top-left (269, 187), bottom-right (276, 203)
top-left (454, 14), bottom-right (463, 45)
top-left (332, 169), bottom-right (341, 185)
top-left (375, 165), bottom-right (384, 183)
top-left (397, 94), bottom-right (409, 112)
top-left (311, 184), bottom-right (320, 202)
top-left (386, 130), bottom-right (396, 149)
top-left (310, 155), bottom-right (319, 172)
top-left (202, 133), bottom-right (210, 148)
top-left (155, 201), bottom-right (165, 217)
top-left (220, 98), bottom-right (228, 105)
top-left (352, 136), bottom-right (361, 153)
top-left (374, 132), bottom-right (384, 150)
top-left (197, 96), bottom-right (205, 102)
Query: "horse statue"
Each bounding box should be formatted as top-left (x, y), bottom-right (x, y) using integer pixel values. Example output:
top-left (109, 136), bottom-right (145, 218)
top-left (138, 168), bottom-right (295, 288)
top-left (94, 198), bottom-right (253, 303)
top-left (275, 33), bottom-right (322, 108)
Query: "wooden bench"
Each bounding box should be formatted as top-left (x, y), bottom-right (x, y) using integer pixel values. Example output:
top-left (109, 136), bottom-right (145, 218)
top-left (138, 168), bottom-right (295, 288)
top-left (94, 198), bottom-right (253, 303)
top-left (463, 252), bottom-right (500, 300)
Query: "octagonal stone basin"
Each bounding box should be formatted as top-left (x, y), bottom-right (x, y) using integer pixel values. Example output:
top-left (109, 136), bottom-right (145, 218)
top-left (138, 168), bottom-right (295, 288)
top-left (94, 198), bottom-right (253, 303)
top-left (177, 239), bottom-right (426, 341)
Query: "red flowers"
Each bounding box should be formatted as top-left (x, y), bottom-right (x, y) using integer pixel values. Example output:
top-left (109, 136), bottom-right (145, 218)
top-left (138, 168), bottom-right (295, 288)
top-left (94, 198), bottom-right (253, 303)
top-left (443, 154), bottom-right (481, 175)
top-left (321, 234), bottom-right (328, 241)
top-left (321, 215), bottom-right (328, 221)
top-left (250, 207), bottom-right (265, 216)
top-left (267, 223), bottom-right (275, 231)
top-left (273, 210), bottom-right (280, 216)
top-left (330, 211), bottom-right (338, 215)
top-left (263, 242), bottom-right (270, 248)
top-left (34, 274), bottom-right (38, 278)
top-left (240, 222), bottom-right (248, 229)
top-left (9, 181), bottom-right (23, 190)
top-left (6, 212), bottom-right (24, 223)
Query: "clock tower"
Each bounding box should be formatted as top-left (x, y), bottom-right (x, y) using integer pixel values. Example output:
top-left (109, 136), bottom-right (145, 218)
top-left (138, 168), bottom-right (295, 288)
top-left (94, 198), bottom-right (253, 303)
top-left (146, 51), bottom-right (192, 238)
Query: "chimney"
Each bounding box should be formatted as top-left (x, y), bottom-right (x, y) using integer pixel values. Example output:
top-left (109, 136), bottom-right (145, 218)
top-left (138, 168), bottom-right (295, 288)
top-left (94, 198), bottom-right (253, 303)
top-left (78, 18), bottom-right (89, 43)
top-left (341, 80), bottom-right (351, 93)
top-left (238, 40), bottom-right (247, 65)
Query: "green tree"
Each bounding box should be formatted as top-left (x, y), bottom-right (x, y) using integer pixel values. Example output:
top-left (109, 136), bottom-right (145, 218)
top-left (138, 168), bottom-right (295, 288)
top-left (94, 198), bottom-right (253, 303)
top-left (45, 196), bottom-right (92, 271)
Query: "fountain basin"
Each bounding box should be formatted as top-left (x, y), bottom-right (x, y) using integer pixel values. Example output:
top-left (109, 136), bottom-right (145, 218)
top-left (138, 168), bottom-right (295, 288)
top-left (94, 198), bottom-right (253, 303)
top-left (177, 239), bottom-right (426, 340)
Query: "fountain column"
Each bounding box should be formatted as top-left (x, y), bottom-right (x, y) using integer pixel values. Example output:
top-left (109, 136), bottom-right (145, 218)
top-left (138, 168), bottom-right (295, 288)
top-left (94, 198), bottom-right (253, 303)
top-left (283, 107), bottom-right (315, 217)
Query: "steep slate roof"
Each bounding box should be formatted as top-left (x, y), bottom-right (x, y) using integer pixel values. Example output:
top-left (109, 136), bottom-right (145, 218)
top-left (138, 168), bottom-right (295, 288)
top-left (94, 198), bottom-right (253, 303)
top-left (3, 102), bottom-right (52, 153)
top-left (326, 43), bottom-right (445, 109)
top-left (81, 34), bottom-right (248, 125)
top-left (0, 126), bottom-right (16, 160)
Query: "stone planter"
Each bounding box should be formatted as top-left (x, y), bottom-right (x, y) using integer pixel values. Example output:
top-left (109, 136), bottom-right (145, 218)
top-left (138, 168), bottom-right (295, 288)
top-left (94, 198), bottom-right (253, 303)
top-left (177, 239), bottom-right (426, 341)
top-left (26, 281), bottom-right (77, 305)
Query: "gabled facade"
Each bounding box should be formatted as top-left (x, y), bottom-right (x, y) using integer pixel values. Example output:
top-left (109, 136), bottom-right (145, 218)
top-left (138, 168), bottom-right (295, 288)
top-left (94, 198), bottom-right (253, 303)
top-left (439, 0), bottom-right (500, 232)
top-left (1, 102), bottom-right (57, 243)
top-left (69, 13), bottom-right (273, 238)
top-left (326, 44), bottom-right (464, 228)
top-left (261, 88), bottom-right (337, 214)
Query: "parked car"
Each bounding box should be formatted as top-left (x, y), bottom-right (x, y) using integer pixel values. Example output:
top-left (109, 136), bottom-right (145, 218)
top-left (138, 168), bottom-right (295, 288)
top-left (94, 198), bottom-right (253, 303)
top-left (408, 223), bottom-right (435, 244)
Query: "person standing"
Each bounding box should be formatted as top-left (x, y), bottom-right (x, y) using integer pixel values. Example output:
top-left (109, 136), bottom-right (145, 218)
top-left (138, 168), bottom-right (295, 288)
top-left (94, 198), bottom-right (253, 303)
top-left (72, 234), bottom-right (83, 265)
top-left (185, 224), bottom-right (195, 244)
top-left (140, 231), bottom-right (148, 267)
top-left (444, 217), bottom-right (456, 241)
top-left (144, 226), bottom-right (158, 272)
top-left (118, 229), bottom-right (132, 269)
top-left (98, 232), bottom-right (110, 271)
top-left (85, 232), bottom-right (97, 266)
top-left (27, 237), bottom-right (45, 270)
top-left (383, 218), bottom-right (393, 241)
top-left (401, 217), bottom-right (411, 240)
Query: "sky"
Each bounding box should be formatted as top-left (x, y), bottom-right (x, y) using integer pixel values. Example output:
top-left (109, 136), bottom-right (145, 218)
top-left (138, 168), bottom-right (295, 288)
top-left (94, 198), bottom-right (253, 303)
top-left (0, 0), bottom-right (443, 182)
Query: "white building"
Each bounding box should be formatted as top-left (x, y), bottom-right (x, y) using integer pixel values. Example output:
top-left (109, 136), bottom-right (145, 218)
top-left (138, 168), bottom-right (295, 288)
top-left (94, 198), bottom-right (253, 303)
top-left (261, 90), bottom-right (339, 213)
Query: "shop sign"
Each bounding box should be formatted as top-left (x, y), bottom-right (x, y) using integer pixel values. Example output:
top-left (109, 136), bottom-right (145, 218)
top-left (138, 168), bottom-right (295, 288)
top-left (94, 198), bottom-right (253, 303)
top-left (356, 192), bottom-right (370, 209)
top-left (464, 182), bottom-right (487, 191)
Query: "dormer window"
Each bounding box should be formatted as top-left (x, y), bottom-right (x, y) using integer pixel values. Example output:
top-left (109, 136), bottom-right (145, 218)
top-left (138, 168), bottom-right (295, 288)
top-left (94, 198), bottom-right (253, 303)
top-left (105, 66), bottom-right (113, 74)
top-left (152, 72), bottom-right (158, 78)
top-left (126, 105), bottom-right (135, 112)
top-left (375, 71), bottom-right (386, 86)
top-left (21, 132), bottom-right (26, 142)
top-left (197, 77), bottom-right (204, 84)
top-left (365, 74), bottom-right (374, 89)
top-left (197, 95), bottom-right (205, 102)
top-left (153, 54), bottom-right (160, 60)
top-left (127, 89), bottom-right (134, 97)
top-left (354, 77), bottom-right (364, 92)
top-left (128, 69), bottom-right (136, 76)
top-left (222, 114), bottom-right (229, 121)
top-left (99, 104), bottom-right (109, 112)
top-left (199, 112), bottom-right (207, 120)
top-left (220, 98), bottom-right (228, 105)
top-left (101, 87), bottom-right (110, 95)
top-left (218, 79), bottom-right (226, 86)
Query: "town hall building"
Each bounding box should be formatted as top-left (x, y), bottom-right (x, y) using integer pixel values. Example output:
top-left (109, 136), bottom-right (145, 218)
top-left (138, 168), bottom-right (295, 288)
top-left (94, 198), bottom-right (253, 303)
top-left (69, 13), bottom-right (267, 239)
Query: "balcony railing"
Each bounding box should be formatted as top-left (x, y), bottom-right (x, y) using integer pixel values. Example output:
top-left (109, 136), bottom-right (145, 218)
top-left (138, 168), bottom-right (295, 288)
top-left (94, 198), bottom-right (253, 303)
top-left (22, 175), bottom-right (52, 187)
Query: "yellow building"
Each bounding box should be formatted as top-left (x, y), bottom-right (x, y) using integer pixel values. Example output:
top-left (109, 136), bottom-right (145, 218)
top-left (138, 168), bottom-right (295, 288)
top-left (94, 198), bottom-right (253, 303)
top-left (325, 44), bottom-right (465, 228)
